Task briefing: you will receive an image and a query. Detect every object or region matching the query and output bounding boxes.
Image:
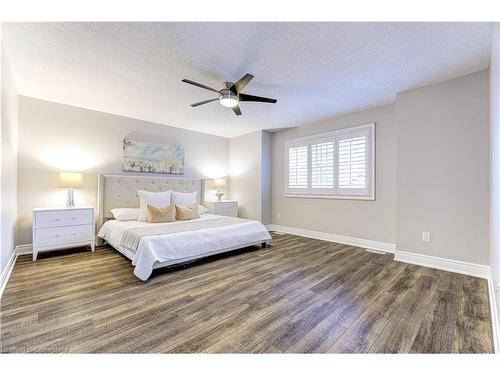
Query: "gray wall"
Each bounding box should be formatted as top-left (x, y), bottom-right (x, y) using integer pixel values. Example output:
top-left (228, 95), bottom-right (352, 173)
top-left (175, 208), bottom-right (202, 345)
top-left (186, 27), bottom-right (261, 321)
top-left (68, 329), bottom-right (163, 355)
top-left (261, 130), bottom-right (272, 225)
top-left (1, 46), bottom-right (18, 275)
top-left (229, 130), bottom-right (272, 224)
top-left (229, 130), bottom-right (263, 221)
top-left (397, 70), bottom-right (489, 265)
top-left (490, 24), bottom-right (500, 327)
top-left (272, 104), bottom-right (397, 244)
top-left (17, 96), bottom-right (230, 245)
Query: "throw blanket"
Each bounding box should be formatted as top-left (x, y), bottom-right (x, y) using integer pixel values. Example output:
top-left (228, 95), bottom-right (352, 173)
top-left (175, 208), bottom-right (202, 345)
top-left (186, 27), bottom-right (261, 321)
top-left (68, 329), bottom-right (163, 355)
top-left (120, 216), bottom-right (253, 253)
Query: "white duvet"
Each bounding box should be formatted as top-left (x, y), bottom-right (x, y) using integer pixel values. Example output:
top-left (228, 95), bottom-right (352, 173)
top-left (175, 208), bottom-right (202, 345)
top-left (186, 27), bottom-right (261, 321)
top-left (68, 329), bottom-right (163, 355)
top-left (98, 214), bottom-right (271, 280)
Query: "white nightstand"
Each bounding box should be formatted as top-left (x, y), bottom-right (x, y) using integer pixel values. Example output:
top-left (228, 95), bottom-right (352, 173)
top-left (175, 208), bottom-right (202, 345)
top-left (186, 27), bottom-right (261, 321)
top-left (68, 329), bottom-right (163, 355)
top-left (32, 206), bottom-right (95, 260)
top-left (205, 200), bottom-right (238, 218)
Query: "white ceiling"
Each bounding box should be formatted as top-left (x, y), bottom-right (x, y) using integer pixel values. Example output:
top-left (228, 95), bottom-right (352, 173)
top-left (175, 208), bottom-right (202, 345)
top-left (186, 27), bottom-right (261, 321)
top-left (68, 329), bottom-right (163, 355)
top-left (2, 22), bottom-right (493, 138)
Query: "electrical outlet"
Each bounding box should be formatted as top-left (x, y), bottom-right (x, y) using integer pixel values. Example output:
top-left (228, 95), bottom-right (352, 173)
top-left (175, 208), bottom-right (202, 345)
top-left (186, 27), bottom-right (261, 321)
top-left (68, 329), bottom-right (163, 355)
top-left (276, 212), bottom-right (281, 219)
top-left (421, 232), bottom-right (431, 243)
top-left (496, 282), bottom-right (500, 294)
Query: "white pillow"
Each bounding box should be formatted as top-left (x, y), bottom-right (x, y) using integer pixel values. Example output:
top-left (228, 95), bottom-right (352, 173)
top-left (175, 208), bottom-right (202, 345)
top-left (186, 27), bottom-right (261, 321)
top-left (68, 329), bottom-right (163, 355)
top-left (199, 205), bottom-right (208, 215)
top-left (137, 190), bottom-right (172, 221)
top-left (172, 191), bottom-right (198, 207)
top-left (110, 208), bottom-right (140, 221)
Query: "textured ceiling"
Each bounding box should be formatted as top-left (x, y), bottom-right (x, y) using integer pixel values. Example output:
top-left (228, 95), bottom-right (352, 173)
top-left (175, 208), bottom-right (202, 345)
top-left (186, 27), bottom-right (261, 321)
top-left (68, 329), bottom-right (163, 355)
top-left (1, 22), bottom-right (493, 138)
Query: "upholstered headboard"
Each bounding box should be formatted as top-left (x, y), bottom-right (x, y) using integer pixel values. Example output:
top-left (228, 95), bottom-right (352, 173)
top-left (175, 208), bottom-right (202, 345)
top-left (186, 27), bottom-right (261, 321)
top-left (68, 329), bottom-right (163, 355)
top-left (97, 174), bottom-right (204, 229)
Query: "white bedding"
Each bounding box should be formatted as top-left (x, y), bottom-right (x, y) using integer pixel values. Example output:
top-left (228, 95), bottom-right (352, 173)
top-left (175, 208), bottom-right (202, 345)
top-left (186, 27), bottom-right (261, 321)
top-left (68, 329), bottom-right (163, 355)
top-left (98, 214), bottom-right (271, 280)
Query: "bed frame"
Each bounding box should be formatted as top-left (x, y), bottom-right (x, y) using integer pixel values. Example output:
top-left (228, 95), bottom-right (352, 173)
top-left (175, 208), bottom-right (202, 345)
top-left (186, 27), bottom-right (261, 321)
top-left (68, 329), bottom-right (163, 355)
top-left (96, 174), bottom-right (269, 272)
top-left (97, 173), bottom-right (205, 230)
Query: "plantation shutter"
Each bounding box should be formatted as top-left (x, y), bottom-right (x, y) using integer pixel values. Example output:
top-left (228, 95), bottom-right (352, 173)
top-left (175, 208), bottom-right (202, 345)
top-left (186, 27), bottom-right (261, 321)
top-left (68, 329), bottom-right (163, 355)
top-left (287, 143), bottom-right (308, 193)
top-left (310, 139), bottom-right (335, 194)
top-left (337, 131), bottom-right (369, 195)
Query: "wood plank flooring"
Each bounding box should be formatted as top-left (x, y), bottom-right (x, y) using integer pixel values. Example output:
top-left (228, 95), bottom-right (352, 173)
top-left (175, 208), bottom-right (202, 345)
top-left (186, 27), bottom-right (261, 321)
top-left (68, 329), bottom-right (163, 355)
top-left (0, 233), bottom-right (494, 353)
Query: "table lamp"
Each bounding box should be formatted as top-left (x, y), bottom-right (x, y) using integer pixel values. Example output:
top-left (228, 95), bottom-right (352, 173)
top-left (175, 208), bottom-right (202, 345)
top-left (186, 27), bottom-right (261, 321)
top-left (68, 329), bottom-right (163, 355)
top-left (213, 178), bottom-right (226, 201)
top-left (58, 171), bottom-right (83, 207)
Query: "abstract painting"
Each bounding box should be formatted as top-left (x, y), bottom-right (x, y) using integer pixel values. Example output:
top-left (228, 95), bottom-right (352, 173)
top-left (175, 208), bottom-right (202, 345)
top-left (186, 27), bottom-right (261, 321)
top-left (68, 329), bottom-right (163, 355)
top-left (123, 132), bottom-right (184, 174)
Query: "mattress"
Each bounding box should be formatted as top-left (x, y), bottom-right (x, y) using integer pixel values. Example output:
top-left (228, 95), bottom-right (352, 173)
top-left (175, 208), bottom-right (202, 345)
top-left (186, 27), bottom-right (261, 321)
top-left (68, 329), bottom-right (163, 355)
top-left (98, 214), bottom-right (271, 280)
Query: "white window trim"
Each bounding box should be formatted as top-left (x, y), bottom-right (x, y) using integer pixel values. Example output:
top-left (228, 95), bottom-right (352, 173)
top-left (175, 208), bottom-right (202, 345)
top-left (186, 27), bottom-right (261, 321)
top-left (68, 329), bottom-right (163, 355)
top-left (284, 122), bottom-right (375, 201)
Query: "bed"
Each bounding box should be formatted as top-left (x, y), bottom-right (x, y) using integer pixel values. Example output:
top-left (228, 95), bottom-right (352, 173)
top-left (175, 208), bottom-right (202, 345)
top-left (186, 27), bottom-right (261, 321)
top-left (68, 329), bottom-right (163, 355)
top-left (96, 174), bottom-right (271, 280)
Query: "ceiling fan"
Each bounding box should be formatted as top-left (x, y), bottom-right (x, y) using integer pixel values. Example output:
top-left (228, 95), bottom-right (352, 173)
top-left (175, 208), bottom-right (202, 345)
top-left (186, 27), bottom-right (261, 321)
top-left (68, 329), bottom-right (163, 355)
top-left (181, 73), bottom-right (277, 116)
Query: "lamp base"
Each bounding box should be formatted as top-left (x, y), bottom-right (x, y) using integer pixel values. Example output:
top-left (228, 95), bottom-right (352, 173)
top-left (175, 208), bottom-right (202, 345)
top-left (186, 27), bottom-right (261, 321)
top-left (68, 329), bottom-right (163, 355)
top-left (66, 188), bottom-right (75, 207)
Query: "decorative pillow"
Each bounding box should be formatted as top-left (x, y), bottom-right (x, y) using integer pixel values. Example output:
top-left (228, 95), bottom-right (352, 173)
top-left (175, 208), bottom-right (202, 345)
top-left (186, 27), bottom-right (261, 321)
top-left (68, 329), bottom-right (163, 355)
top-left (147, 204), bottom-right (176, 223)
top-left (198, 205), bottom-right (208, 215)
top-left (172, 191), bottom-right (198, 207)
top-left (175, 203), bottom-right (200, 221)
top-left (138, 190), bottom-right (172, 221)
top-left (110, 208), bottom-right (140, 221)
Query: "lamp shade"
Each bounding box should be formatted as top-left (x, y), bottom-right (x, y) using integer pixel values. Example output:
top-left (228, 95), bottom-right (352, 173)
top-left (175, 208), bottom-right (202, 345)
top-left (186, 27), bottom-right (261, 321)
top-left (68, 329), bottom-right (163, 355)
top-left (58, 171), bottom-right (83, 189)
top-left (213, 178), bottom-right (226, 189)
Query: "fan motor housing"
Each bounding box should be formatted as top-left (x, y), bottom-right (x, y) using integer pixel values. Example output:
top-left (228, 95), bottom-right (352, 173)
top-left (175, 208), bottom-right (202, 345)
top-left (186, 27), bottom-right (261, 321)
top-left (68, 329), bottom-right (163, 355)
top-left (219, 88), bottom-right (237, 97)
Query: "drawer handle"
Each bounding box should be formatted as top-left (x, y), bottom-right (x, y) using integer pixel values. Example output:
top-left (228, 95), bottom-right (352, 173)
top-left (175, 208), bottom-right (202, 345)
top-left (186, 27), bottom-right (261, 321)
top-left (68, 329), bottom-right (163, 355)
top-left (72, 233), bottom-right (76, 235)
top-left (56, 218), bottom-right (60, 221)
top-left (72, 217), bottom-right (76, 220)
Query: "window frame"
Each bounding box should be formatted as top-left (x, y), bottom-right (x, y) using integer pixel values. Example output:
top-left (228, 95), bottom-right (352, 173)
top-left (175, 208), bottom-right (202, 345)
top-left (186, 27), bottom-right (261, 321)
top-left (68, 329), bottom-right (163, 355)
top-left (284, 122), bottom-right (375, 201)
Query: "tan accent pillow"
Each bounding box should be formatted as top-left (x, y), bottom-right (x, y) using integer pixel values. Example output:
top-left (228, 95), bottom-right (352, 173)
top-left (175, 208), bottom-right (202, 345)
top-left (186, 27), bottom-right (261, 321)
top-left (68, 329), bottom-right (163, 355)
top-left (175, 203), bottom-right (200, 221)
top-left (147, 204), bottom-right (176, 223)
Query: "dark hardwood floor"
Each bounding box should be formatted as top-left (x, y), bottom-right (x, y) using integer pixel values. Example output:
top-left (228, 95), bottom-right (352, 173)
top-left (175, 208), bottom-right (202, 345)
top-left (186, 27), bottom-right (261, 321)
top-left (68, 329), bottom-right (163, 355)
top-left (0, 233), bottom-right (494, 353)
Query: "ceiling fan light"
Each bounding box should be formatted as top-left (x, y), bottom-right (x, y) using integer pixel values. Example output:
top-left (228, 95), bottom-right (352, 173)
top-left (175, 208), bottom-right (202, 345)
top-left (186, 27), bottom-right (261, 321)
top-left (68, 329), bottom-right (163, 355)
top-left (220, 98), bottom-right (238, 108)
top-left (219, 92), bottom-right (239, 108)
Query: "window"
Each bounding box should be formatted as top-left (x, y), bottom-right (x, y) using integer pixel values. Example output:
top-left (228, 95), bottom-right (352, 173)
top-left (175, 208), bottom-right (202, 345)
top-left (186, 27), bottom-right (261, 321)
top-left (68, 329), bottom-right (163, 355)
top-left (285, 123), bottom-right (375, 200)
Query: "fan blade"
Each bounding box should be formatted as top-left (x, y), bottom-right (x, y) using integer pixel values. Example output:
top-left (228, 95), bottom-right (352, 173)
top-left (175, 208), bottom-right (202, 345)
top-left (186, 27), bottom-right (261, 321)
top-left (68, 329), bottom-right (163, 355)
top-left (232, 105), bottom-right (242, 116)
top-left (230, 73), bottom-right (254, 93)
top-left (190, 98), bottom-right (218, 107)
top-left (182, 79), bottom-right (220, 93)
top-left (239, 93), bottom-right (277, 103)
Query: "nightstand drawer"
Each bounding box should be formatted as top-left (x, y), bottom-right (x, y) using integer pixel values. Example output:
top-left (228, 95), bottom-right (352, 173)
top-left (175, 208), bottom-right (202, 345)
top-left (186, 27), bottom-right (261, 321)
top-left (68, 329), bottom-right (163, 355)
top-left (205, 200), bottom-right (238, 217)
top-left (214, 202), bottom-right (237, 212)
top-left (36, 209), bottom-right (93, 228)
top-left (213, 206), bottom-right (237, 217)
top-left (35, 225), bottom-right (93, 246)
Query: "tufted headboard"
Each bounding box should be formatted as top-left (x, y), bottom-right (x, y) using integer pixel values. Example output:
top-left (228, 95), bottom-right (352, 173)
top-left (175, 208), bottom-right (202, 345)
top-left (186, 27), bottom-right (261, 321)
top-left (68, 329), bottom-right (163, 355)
top-left (97, 174), bottom-right (204, 229)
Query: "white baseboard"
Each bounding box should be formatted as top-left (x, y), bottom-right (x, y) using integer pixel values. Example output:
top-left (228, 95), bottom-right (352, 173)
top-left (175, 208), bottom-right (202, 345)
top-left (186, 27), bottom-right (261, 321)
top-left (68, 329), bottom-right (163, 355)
top-left (488, 272), bottom-right (499, 353)
top-left (0, 245), bottom-right (34, 299)
top-left (266, 224), bottom-right (396, 253)
top-left (15, 244), bottom-right (33, 255)
top-left (394, 249), bottom-right (490, 279)
top-left (0, 249), bottom-right (17, 299)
